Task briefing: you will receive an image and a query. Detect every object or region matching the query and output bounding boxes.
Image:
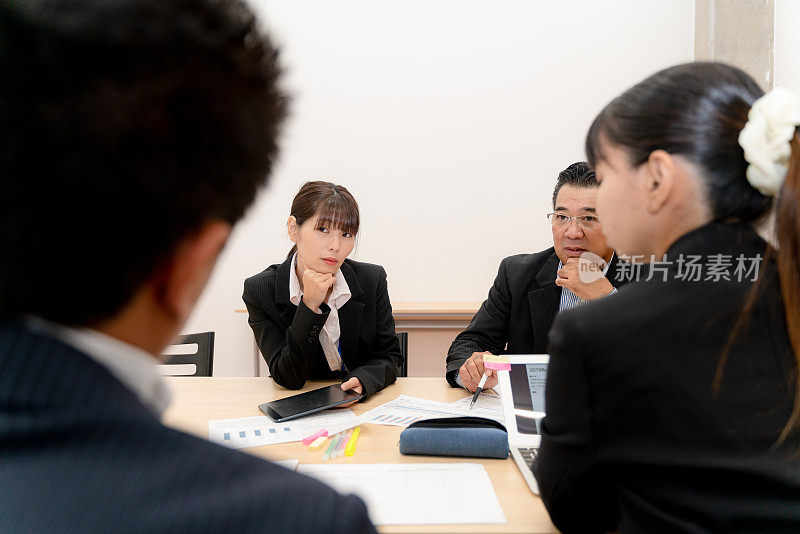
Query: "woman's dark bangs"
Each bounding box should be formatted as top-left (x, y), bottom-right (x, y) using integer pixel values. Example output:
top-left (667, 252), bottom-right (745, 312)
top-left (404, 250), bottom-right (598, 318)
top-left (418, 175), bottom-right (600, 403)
top-left (314, 194), bottom-right (359, 235)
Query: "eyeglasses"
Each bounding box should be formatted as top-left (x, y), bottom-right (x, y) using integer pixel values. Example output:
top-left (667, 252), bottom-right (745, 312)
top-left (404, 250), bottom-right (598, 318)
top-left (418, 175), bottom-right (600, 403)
top-left (546, 212), bottom-right (600, 228)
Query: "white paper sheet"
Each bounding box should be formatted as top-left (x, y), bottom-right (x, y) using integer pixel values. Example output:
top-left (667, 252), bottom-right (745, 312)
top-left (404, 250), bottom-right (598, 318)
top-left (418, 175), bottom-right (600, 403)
top-left (297, 463), bottom-right (505, 525)
top-left (357, 395), bottom-right (465, 427)
top-left (448, 392), bottom-right (505, 425)
top-left (208, 409), bottom-right (360, 449)
top-left (273, 459), bottom-right (300, 471)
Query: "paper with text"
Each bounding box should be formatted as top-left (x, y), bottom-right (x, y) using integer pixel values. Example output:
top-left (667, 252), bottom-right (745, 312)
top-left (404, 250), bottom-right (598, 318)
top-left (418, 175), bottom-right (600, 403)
top-left (448, 392), bottom-right (505, 425)
top-left (208, 410), bottom-right (360, 449)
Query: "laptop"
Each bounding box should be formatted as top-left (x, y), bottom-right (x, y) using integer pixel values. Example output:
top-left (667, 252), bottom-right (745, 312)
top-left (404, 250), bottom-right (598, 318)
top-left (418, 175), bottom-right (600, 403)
top-left (497, 354), bottom-right (549, 494)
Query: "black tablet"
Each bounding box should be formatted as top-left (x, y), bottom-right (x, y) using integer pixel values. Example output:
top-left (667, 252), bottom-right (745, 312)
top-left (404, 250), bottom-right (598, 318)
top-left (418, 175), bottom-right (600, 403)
top-left (258, 385), bottom-right (364, 422)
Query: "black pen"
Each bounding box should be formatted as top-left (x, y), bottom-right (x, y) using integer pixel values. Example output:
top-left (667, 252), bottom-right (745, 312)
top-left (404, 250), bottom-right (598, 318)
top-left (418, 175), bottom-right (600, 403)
top-left (469, 372), bottom-right (489, 410)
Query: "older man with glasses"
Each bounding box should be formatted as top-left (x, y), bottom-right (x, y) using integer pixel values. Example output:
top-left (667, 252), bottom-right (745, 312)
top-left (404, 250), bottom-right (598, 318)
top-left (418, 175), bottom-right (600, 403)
top-left (446, 162), bottom-right (630, 392)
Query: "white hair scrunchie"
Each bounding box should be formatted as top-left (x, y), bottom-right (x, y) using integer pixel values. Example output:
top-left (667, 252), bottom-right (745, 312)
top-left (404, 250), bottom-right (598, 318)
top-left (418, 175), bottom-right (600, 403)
top-left (738, 87), bottom-right (800, 197)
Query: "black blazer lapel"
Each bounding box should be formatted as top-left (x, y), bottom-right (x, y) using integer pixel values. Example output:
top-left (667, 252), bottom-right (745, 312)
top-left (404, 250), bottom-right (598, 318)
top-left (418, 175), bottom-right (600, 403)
top-left (274, 256), bottom-right (296, 325)
top-left (339, 261), bottom-right (363, 300)
top-left (336, 262), bottom-right (364, 366)
top-left (274, 256), bottom-right (293, 306)
top-left (528, 252), bottom-right (562, 353)
top-left (607, 253), bottom-right (622, 287)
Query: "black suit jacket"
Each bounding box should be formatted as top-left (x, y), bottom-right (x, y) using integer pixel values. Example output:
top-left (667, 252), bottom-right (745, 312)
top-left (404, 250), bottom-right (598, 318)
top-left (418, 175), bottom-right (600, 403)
top-left (0, 319), bottom-right (375, 533)
top-left (535, 222), bottom-right (800, 533)
top-left (446, 248), bottom-right (626, 386)
top-left (243, 258), bottom-right (402, 398)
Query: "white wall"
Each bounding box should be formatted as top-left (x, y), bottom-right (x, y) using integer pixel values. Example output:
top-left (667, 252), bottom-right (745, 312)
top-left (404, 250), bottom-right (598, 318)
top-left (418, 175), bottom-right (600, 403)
top-left (183, 0), bottom-right (695, 376)
top-left (775, 0), bottom-right (800, 94)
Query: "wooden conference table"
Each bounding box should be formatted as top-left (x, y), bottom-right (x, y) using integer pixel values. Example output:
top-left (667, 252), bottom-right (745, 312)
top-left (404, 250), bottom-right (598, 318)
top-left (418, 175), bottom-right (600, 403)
top-left (163, 377), bottom-right (557, 534)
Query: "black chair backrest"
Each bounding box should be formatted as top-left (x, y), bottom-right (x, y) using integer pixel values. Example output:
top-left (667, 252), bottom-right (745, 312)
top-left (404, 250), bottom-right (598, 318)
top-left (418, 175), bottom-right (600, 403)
top-left (162, 332), bottom-right (215, 377)
top-left (396, 331), bottom-right (408, 378)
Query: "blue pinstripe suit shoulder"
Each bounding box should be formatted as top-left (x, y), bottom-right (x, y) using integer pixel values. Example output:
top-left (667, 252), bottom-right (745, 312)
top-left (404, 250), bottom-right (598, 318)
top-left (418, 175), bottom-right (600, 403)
top-left (0, 320), bottom-right (375, 534)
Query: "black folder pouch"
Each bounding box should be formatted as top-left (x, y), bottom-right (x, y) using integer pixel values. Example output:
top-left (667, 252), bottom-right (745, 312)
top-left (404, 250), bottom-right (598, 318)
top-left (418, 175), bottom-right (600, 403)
top-left (398, 416), bottom-right (509, 459)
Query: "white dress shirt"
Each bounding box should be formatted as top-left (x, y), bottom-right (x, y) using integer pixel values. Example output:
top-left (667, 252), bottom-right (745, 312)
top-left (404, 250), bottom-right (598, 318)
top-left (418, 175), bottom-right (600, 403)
top-left (26, 316), bottom-right (171, 415)
top-left (288, 253), bottom-right (352, 372)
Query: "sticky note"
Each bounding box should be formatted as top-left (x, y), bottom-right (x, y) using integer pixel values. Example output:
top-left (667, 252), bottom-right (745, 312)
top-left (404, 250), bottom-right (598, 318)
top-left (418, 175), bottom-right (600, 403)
top-left (309, 436), bottom-right (328, 450)
top-left (303, 429), bottom-right (328, 446)
top-left (483, 354), bottom-right (511, 371)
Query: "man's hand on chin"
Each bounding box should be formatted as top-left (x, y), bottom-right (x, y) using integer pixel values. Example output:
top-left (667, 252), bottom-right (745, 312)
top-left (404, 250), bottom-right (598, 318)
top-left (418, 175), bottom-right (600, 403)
top-left (556, 257), bottom-right (615, 301)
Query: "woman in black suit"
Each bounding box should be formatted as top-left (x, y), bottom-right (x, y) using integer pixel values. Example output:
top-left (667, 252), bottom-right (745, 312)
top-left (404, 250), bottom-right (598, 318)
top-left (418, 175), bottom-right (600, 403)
top-left (535, 63), bottom-right (800, 533)
top-left (243, 181), bottom-right (402, 400)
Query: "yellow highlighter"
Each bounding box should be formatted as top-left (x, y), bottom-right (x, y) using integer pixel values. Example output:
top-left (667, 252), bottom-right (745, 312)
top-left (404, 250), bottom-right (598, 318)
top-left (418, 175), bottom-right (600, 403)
top-left (345, 426), bottom-right (361, 457)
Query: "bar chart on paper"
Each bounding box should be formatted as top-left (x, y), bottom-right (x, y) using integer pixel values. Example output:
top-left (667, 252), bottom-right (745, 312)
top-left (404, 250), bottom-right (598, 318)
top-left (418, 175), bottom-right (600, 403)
top-left (208, 410), bottom-right (360, 449)
top-left (368, 413), bottom-right (425, 425)
top-left (357, 395), bottom-right (465, 427)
